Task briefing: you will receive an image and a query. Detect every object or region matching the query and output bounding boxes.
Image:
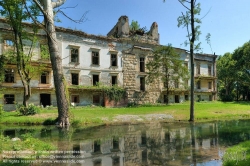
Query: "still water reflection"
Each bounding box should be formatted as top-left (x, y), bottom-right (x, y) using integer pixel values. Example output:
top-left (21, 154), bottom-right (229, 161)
top-left (2, 120), bottom-right (250, 166)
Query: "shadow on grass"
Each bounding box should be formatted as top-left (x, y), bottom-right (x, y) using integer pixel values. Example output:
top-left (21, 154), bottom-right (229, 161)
top-left (42, 118), bottom-right (57, 125)
top-left (220, 101), bottom-right (250, 105)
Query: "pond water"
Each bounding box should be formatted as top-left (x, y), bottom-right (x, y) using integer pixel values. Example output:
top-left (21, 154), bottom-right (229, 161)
top-left (1, 120), bottom-right (250, 166)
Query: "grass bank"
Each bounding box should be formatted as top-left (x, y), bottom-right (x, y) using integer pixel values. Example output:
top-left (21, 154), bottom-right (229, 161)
top-left (1, 101), bottom-right (250, 125)
top-left (222, 141), bottom-right (250, 166)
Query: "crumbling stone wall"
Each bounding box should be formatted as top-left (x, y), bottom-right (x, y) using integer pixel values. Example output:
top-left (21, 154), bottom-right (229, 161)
top-left (123, 49), bottom-right (161, 104)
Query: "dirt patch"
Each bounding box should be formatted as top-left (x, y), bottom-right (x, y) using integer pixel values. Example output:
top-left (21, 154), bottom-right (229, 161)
top-left (110, 114), bottom-right (174, 123)
top-left (32, 113), bottom-right (57, 119)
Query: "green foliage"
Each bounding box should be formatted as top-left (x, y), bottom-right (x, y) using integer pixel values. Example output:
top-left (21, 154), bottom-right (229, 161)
top-left (0, 0), bottom-right (42, 108)
top-left (40, 44), bottom-right (50, 60)
top-left (16, 103), bottom-right (40, 116)
top-left (0, 133), bottom-right (56, 156)
top-left (103, 85), bottom-right (126, 103)
top-left (217, 53), bottom-right (237, 100)
top-left (217, 41), bottom-right (250, 101)
top-left (223, 141), bottom-right (250, 166)
top-left (0, 56), bottom-right (5, 82)
top-left (129, 20), bottom-right (148, 36)
top-left (130, 20), bottom-right (140, 31)
top-left (0, 104), bottom-right (4, 119)
top-left (146, 44), bottom-right (189, 103)
top-left (177, 1), bottom-right (202, 51)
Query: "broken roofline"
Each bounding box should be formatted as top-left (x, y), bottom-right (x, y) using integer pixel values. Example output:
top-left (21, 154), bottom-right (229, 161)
top-left (0, 18), bottom-right (217, 57)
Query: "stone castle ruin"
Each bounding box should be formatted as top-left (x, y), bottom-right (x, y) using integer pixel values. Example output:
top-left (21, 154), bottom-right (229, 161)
top-left (107, 16), bottom-right (159, 44)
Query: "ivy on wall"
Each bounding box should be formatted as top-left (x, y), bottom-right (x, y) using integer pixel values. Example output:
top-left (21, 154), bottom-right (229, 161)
top-left (103, 85), bottom-right (126, 103)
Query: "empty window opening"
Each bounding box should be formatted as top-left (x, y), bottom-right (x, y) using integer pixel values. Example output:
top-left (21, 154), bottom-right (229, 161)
top-left (92, 51), bottom-right (99, 65)
top-left (209, 95), bottom-right (213, 101)
top-left (93, 95), bottom-right (100, 104)
top-left (165, 132), bottom-right (170, 142)
top-left (163, 80), bottom-right (168, 88)
top-left (185, 95), bottom-right (189, 101)
top-left (5, 69), bottom-right (14, 83)
top-left (112, 157), bottom-right (120, 166)
top-left (70, 48), bottom-right (79, 63)
top-left (112, 76), bottom-right (117, 86)
top-left (208, 65), bottom-right (212, 76)
top-left (111, 54), bottom-right (117, 66)
top-left (41, 72), bottom-right (49, 84)
top-left (142, 149), bottom-right (148, 164)
top-left (71, 73), bottom-right (79, 85)
top-left (71, 95), bottom-right (79, 103)
top-left (4, 94), bottom-right (14, 104)
top-left (40, 94), bottom-right (51, 107)
top-left (93, 75), bottom-right (99, 86)
top-left (175, 80), bottom-right (179, 88)
top-left (175, 95), bottom-right (179, 103)
top-left (141, 132), bottom-right (147, 146)
top-left (164, 95), bottom-right (168, 103)
top-left (208, 82), bottom-right (212, 89)
top-left (197, 95), bottom-right (201, 101)
top-left (93, 160), bottom-right (101, 166)
top-left (197, 81), bottom-right (201, 89)
top-left (197, 63), bottom-right (200, 75)
top-left (73, 144), bottom-right (80, 157)
top-left (140, 57), bottom-right (145, 72)
top-left (94, 140), bottom-right (101, 153)
top-left (140, 77), bottom-right (145, 91)
top-left (113, 137), bottom-right (119, 150)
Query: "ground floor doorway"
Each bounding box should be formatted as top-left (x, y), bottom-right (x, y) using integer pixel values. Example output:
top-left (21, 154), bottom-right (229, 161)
top-left (175, 95), bottom-right (179, 103)
top-left (40, 94), bottom-right (51, 107)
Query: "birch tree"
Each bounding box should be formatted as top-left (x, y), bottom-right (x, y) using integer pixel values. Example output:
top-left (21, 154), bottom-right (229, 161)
top-left (0, 0), bottom-right (40, 107)
top-left (164, 0), bottom-right (202, 121)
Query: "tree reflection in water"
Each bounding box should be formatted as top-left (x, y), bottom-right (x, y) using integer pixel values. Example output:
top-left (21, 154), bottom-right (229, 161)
top-left (2, 120), bottom-right (250, 165)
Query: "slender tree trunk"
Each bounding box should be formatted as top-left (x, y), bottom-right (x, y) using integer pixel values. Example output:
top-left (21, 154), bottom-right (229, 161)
top-left (166, 74), bottom-right (169, 104)
top-left (42, 0), bottom-right (69, 126)
top-left (13, 30), bottom-right (31, 107)
top-left (189, 0), bottom-right (195, 122)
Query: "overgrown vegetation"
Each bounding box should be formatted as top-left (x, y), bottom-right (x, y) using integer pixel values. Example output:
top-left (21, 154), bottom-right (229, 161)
top-left (103, 85), bottom-right (126, 102)
top-left (0, 133), bottom-right (56, 165)
top-left (217, 41), bottom-right (250, 102)
top-left (70, 84), bottom-right (126, 103)
top-left (146, 44), bottom-right (189, 103)
top-left (16, 103), bottom-right (40, 116)
top-left (223, 141), bottom-right (250, 166)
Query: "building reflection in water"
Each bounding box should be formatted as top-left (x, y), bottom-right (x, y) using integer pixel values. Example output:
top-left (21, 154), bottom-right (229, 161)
top-left (4, 120), bottom-right (249, 166)
top-left (66, 122), bottom-right (222, 166)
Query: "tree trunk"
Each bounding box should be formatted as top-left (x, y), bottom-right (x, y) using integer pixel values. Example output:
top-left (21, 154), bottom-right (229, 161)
top-left (14, 30), bottom-right (31, 107)
top-left (189, 0), bottom-right (195, 122)
top-left (42, 0), bottom-right (69, 126)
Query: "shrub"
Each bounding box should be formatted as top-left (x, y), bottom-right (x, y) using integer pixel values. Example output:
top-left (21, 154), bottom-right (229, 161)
top-left (0, 104), bottom-right (4, 119)
top-left (16, 103), bottom-right (40, 115)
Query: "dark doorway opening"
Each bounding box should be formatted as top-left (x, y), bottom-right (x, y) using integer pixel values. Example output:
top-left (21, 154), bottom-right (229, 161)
top-left (175, 95), bottom-right (179, 103)
top-left (40, 94), bottom-right (51, 107)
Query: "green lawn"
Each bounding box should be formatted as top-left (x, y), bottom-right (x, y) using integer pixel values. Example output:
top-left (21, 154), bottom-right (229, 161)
top-left (1, 101), bottom-right (250, 125)
top-left (222, 141), bottom-right (250, 166)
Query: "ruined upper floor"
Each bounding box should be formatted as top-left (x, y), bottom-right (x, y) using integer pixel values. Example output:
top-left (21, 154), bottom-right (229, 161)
top-left (107, 16), bottom-right (160, 44)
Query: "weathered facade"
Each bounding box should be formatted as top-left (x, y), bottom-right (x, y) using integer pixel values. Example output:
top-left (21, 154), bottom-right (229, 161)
top-left (0, 16), bottom-right (217, 111)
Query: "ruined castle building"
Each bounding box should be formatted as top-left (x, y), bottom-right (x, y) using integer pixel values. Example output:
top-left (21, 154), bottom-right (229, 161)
top-left (0, 16), bottom-right (217, 111)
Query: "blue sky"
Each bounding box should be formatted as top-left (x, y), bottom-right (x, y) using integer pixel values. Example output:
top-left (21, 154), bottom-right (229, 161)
top-left (55, 0), bottom-right (250, 56)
